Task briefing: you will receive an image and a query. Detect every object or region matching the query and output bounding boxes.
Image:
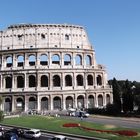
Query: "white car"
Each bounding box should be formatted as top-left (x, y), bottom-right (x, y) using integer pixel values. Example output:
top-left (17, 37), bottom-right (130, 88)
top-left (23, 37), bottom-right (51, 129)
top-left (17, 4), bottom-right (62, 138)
top-left (23, 129), bottom-right (41, 139)
top-left (52, 135), bottom-right (68, 140)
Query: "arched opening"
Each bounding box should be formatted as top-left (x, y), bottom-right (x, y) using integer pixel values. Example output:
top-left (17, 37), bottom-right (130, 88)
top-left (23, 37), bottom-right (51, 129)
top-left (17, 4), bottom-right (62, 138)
top-left (77, 75), bottom-right (83, 86)
top-left (28, 97), bottom-right (37, 110)
top-left (5, 76), bottom-right (12, 88)
top-left (53, 75), bottom-right (60, 87)
top-left (97, 75), bottom-right (102, 86)
top-left (65, 34), bottom-right (69, 40)
top-left (86, 55), bottom-right (92, 66)
top-left (53, 96), bottom-right (61, 110)
top-left (40, 54), bottom-right (48, 65)
top-left (41, 75), bottom-right (48, 87)
top-left (77, 95), bottom-right (84, 109)
top-left (106, 94), bottom-right (110, 105)
top-left (41, 97), bottom-right (48, 110)
top-left (52, 54), bottom-right (60, 65)
top-left (64, 54), bottom-right (71, 65)
top-left (75, 55), bottom-right (82, 65)
top-left (66, 96), bottom-right (73, 109)
top-left (87, 75), bottom-right (93, 85)
top-left (17, 76), bottom-right (24, 88)
top-left (41, 34), bottom-right (45, 39)
top-left (17, 55), bottom-right (24, 67)
top-left (65, 75), bottom-right (72, 86)
top-left (16, 98), bottom-right (24, 111)
top-left (88, 95), bottom-right (95, 108)
top-left (29, 55), bottom-right (36, 66)
top-left (29, 75), bottom-right (36, 87)
top-left (6, 56), bottom-right (12, 67)
top-left (98, 95), bottom-right (103, 107)
top-left (4, 98), bottom-right (12, 112)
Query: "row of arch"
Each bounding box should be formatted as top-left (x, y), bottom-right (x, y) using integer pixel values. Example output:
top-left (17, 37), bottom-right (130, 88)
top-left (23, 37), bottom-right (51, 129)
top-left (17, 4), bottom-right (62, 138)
top-left (4, 74), bottom-right (102, 89)
top-left (4, 94), bottom-right (111, 112)
top-left (5, 53), bottom-right (92, 67)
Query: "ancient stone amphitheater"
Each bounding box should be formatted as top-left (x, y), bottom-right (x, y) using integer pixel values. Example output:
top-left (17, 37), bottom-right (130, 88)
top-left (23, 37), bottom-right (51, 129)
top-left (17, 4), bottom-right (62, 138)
top-left (0, 24), bottom-right (112, 113)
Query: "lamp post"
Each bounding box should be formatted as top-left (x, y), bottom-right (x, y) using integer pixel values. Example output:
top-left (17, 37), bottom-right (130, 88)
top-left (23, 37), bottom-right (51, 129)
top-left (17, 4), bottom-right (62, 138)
top-left (131, 85), bottom-right (136, 112)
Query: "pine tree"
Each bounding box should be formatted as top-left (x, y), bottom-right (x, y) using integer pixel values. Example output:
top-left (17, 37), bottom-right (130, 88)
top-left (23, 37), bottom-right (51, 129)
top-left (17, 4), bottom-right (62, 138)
top-left (112, 78), bottom-right (122, 113)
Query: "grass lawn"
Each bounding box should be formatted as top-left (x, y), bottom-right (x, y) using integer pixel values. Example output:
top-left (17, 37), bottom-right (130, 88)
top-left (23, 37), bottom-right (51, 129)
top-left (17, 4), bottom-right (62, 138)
top-left (1, 115), bottom-right (140, 140)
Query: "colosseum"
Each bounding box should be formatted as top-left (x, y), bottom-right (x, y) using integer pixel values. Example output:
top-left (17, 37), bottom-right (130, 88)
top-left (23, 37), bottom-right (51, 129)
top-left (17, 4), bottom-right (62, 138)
top-left (0, 24), bottom-right (113, 113)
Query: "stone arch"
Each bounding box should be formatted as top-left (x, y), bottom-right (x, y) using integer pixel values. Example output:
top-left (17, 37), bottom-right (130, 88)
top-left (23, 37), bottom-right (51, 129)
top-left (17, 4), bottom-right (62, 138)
top-left (29, 75), bottom-right (36, 87)
top-left (75, 54), bottom-right (82, 65)
top-left (66, 96), bottom-right (73, 109)
top-left (88, 95), bottom-right (95, 108)
top-left (86, 55), bottom-right (92, 66)
top-left (97, 75), bottom-right (102, 86)
top-left (77, 95), bottom-right (84, 109)
top-left (4, 97), bottom-right (12, 112)
top-left (87, 75), bottom-right (93, 85)
top-left (65, 75), bottom-right (72, 86)
top-left (41, 97), bottom-right (48, 110)
top-left (16, 97), bottom-right (24, 111)
top-left (53, 96), bottom-right (61, 110)
top-left (98, 95), bottom-right (103, 107)
top-left (40, 54), bottom-right (48, 65)
top-left (77, 75), bottom-right (83, 86)
top-left (5, 76), bottom-right (12, 88)
top-left (6, 56), bottom-right (13, 67)
top-left (53, 75), bottom-right (60, 87)
top-left (106, 94), bottom-right (110, 104)
top-left (28, 96), bottom-right (37, 110)
top-left (65, 34), bottom-right (69, 40)
top-left (52, 54), bottom-right (60, 65)
top-left (17, 55), bottom-right (24, 67)
top-left (29, 54), bottom-right (36, 66)
top-left (17, 76), bottom-right (24, 88)
top-left (41, 75), bottom-right (48, 87)
top-left (64, 54), bottom-right (71, 65)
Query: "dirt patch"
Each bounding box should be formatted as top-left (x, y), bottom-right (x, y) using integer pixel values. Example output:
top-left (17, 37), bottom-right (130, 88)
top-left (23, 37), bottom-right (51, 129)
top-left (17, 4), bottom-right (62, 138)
top-left (104, 124), bottom-right (116, 129)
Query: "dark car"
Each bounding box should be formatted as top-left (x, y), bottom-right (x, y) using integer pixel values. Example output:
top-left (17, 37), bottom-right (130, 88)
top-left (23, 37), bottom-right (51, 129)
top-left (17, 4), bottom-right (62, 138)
top-left (8, 128), bottom-right (24, 137)
top-left (3, 131), bottom-right (19, 140)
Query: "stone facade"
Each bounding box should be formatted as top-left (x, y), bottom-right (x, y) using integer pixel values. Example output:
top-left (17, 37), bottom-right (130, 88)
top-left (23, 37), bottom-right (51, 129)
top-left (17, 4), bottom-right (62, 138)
top-left (0, 24), bottom-right (113, 113)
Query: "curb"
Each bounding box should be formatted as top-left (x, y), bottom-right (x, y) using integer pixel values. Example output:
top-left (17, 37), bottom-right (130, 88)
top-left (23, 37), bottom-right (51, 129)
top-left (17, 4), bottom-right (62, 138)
top-left (1, 124), bottom-right (108, 140)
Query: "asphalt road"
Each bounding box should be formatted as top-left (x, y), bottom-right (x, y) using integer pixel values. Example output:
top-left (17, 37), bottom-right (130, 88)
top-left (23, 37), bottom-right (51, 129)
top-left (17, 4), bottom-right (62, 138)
top-left (62, 115), bottom-right (140, 129)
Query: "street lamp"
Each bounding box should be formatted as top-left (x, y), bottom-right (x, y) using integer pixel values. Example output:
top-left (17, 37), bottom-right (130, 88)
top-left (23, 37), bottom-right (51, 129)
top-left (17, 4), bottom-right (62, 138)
top-left (131, 85), bottom-right (136, 111)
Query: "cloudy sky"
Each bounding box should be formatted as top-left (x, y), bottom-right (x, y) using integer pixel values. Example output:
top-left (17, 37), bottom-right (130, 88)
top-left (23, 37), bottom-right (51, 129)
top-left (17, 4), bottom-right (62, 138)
top-left (0, 0), bottom-right (140, 81)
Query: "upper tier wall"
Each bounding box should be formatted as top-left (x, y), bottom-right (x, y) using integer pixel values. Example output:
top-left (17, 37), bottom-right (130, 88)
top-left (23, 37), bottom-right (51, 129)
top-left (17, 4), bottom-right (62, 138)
top-left (0, 24), bottom-right (92, 50)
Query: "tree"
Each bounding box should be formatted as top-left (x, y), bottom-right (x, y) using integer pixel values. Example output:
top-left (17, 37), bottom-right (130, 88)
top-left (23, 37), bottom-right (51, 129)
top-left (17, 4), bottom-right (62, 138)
top-left (122, 80), bottom-right (133, 113)
top-left (111, 78), bottom-right (122, 113)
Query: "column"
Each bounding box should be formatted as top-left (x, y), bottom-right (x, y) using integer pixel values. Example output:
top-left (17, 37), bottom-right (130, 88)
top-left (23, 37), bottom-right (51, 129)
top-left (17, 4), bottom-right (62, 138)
top-left (103, 93), bottom-right (106, 106)
top-left (74, 94), bottom-right (77, 109)
top-left (37, 95), bottom-right (41, 111)
top-left (12, 96), bottom-right (15, 112)
top-left (62, 73), bottom-right (64, 90)
top-left (50, 95), bottom-right (53, 110)
top-left (85, 93), bottom-right (88, 109)
top-left (48, 52), bottom-right (51, 68)
top-left (24, 96), bottom-right (28, 112)
top-left (13, 54), bottom-right (16, 68)
top-left (95, 93), bottom-right (98, 108)
top-left (36, 52), bottom-right (39, 68)
top-left (12, 75), bottom-right (15, 90)
top-left (62, 95), bottom-right (66, 110)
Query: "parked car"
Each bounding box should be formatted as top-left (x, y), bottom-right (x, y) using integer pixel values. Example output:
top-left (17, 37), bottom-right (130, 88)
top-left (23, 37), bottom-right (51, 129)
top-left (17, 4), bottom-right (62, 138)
top-left (8, 128), bottom-right (24, 137)
top-left (23, 129), bottom-right (41, 139)
top-left (0, 125), bottom-right (4, 138)
top-left (2, 131), bottom-right (19, 140)
top-left (52, 135), bottom-right (68, 140)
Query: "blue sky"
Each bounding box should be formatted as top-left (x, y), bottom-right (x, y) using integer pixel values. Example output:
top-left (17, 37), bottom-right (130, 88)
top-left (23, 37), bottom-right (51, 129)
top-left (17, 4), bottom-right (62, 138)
top-left (0, 0), bottom-right (140, 81)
